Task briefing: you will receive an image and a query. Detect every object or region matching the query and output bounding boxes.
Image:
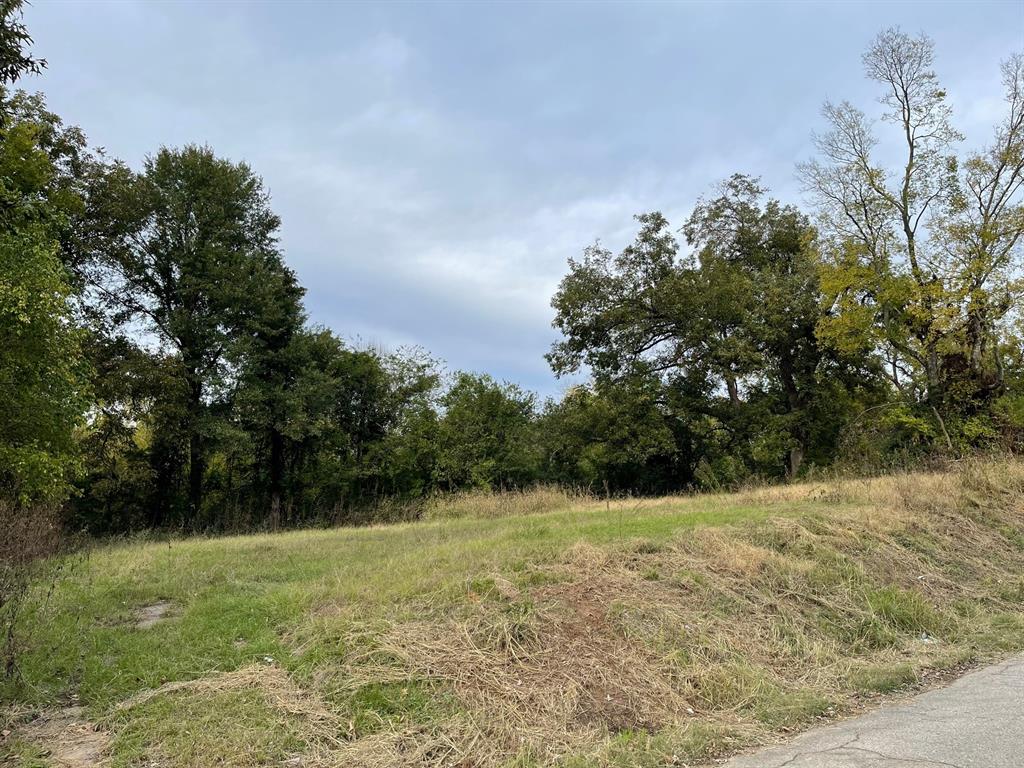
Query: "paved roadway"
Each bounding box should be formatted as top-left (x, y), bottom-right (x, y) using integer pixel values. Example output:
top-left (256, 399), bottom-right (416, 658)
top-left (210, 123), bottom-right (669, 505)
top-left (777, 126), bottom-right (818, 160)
top-left (722, 656), bottom-right (1024, 767)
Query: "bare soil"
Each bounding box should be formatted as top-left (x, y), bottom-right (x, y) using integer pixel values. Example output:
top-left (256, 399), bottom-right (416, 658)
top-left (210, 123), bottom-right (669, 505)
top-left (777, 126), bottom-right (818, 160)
top-left (135, 601), bottom-right (172, 629)
top-left (13, 707), bottom-right (109, 767)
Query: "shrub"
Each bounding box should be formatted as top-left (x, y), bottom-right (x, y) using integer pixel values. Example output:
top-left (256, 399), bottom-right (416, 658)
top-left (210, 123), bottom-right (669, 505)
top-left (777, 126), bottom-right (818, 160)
top-left (0, 500), bottom-right (76, 679)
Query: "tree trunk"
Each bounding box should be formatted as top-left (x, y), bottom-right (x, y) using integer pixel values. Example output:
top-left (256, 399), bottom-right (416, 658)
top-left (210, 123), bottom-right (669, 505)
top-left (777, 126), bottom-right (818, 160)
top-left (268, 427), bottom-right (284, 531)
top-left (778, 354), bottom-right (806, 479)
top-left (725, 375), bottom-right (740, 407)
top-left (788, 445), bottom-right (804, 478)
top-left (931, 405), bottom-right (955, 453)
top-left (187, 378), bottom-right (204, 526)
top-left (925, 345), bottom-right (942, 408)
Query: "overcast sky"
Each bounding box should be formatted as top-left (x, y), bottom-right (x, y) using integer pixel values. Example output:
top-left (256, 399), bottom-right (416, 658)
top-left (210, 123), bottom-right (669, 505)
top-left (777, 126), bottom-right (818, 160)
top-left (26, 0), bottom-right (1023, 396)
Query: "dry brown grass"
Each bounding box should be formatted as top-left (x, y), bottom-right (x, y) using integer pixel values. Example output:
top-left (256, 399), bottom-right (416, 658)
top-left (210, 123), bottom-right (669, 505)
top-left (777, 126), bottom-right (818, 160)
top-left (332, 571), bottom-right (692, 764)
top-left (114, 665), bottom-right (334, 723)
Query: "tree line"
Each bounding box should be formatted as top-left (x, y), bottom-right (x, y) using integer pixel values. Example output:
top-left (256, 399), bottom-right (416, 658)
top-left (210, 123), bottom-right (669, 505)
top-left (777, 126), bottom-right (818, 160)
top-left (1, 4), bottom-right (1022, 535)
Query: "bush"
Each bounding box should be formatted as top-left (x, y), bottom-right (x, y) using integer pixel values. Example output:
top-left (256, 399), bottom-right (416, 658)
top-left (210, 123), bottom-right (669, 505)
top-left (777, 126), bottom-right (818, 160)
top-left (0, 500), bottom-right (75, 679)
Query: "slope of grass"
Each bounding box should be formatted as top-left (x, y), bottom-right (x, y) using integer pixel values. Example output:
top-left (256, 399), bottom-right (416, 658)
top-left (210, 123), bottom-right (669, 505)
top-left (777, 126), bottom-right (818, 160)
top-left (3, 460), bottom-right (1024, 767)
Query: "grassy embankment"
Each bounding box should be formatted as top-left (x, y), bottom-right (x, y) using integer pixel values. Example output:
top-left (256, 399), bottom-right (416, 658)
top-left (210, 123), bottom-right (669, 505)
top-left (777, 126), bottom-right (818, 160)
top-left (3, 460), bottom-right (1024, 767)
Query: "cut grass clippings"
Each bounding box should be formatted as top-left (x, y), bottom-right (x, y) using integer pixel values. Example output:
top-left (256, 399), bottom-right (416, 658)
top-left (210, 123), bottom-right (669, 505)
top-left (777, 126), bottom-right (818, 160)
top-left (3, 459), bottom-right (1024, 767)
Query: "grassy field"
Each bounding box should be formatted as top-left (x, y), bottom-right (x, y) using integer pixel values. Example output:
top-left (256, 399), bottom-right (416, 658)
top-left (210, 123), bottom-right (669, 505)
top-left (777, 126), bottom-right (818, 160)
top-left (4, 461), bottom-right (1024, 767)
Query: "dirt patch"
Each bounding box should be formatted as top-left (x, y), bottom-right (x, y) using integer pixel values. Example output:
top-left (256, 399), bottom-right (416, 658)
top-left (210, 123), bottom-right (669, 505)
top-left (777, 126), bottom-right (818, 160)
top-left (134, 601), bottom-right (172, 629)
top-left (533, 573), bottom-right (683, 733)
top-left (13, 707), bottom-right (110, 767)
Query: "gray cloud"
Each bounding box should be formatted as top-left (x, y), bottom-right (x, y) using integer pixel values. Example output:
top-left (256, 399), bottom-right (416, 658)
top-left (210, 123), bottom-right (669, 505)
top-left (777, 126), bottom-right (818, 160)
top-left (26, 0), bottom-right (1021, 394)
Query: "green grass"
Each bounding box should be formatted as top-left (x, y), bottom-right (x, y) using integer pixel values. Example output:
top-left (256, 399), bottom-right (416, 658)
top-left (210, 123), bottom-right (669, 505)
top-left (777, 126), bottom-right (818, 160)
top-left (4, 463), bottom-right (1024, 767)
top-left (845, 662), bottom-right (918, 693)
top-left (5, 496), bottom-right (803, 712)
top-left (1, 737), bottom-right (51, 768)
top-left (107, 688), bottom-right (307, 768)
top-left (566, 723), bottom-right (747, 768)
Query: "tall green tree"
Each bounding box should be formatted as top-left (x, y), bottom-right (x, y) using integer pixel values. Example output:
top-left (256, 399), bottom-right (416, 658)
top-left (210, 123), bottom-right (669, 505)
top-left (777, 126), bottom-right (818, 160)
top-left (264, 331), bottom-right (394, 520)
top-left (539, 376), bottom-right (676, 493)
top-left (350, 347), bottom-right (441, 501)
top-left (0, 206), bottom-right (86, 503)
top-left (228, 254), bottom-right (305, 529)
top-left (91, 145), bottom-right (288, 525)
top-left (68, 336), bottom-right (178, 532)
top-left (223, 331), bottom-right (442, 526)
top-left (0, 10), bottom-right (87, 504)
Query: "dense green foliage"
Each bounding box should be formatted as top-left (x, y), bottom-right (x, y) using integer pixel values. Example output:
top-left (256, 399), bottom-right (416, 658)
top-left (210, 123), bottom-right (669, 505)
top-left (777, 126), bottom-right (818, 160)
top-left (0, 29), bottom-right (86, 504)
top-left (548, 177), bottom-right (887, 484)
top-left (0, 10), bottom-right (1021, 534)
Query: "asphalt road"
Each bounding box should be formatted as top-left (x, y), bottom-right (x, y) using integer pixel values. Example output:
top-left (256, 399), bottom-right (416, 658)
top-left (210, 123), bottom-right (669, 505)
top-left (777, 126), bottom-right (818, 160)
top-left (722, 655), bottom-right (1024, 768)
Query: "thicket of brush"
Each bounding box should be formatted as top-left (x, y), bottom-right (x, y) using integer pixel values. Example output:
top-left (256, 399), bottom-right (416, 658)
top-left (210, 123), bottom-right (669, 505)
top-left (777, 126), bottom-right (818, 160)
top-left (0, 502), bottom-right (79, 682)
